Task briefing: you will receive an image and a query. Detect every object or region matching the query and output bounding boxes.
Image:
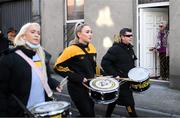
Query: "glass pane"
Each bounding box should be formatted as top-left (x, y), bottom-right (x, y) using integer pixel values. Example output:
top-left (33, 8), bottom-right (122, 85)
top-left (67, 0), bottom-right (84, 20)
top-left (65, 21), bottom-right (84, 47)
top-left (139, 0), bottom-right (169, 4)
top-left (66, 23), bottom-right (76, 46)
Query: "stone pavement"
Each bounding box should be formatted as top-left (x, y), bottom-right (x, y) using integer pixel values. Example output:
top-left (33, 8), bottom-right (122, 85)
top-left (52, 74), bottom-right (180, 117)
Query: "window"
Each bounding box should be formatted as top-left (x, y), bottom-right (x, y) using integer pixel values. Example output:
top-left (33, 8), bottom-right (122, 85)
top-left (64, 0), bottom-right (84, 48)
top-left (67, 0), bottom-right (84, 20)
top-left (138, 0), bottom-right (169, 4)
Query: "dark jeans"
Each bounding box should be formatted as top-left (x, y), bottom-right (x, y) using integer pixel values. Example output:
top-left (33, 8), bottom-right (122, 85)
top-left (159, 53), bottom-right (169, 79)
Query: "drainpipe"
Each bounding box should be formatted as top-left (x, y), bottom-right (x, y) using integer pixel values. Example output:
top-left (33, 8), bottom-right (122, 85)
top-left (32, 0), bottom-right (41, 24)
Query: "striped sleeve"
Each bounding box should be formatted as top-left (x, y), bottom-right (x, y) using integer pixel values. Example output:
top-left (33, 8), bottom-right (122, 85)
top-left (54, 46), bottom-right (84, 83)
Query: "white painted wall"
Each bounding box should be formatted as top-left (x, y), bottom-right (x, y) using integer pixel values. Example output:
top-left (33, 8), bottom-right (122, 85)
top-left (41, 0), bottom-right (64, 63)
top-left (85, 0), bottom-right (133, 65)
top-left (169, 0), bottom-right (180, 89)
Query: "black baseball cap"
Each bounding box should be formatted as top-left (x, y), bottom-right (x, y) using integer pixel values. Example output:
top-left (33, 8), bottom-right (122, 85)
top-left (7, 27), bottom-right (17, 34)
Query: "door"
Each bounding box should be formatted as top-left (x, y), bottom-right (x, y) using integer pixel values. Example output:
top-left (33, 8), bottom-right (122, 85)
top-left (139, 8), bottom-right (168, 77)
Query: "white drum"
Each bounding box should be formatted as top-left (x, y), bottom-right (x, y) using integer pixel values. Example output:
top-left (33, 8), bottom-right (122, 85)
top-left (128, 67), bottom-right (150, 92)
top-left (29, 101), bottom-right (70, 118)
top-left (88, 76), bottom-right (119, 104)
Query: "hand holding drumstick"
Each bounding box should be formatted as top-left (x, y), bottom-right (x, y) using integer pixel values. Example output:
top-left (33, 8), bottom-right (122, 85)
top-left (56, 76), bottom-right (68, 92)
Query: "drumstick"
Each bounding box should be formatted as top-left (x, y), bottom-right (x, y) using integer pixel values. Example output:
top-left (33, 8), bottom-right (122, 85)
top-left (82, 82), bottom-right (95, 91)
top-left (60, 76), bottom-right (68, 87)
top-left (50, 77), bottom-right (68, 101)
top-left (115, 77), bottom-right (134, 82)
top-left (87, 76), bottom-right (134, 82)
top-left (86, 76), bottom-right (113, 81)
top-left (82, 83), bottom-right (90, 89)
top-left (87, 78), bottom-right (93, 81)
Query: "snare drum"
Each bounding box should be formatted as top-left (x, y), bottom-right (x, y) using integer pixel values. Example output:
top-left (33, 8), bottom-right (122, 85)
top-left (29, 101), bottom-right (70, 118)
top-left (128, 67), bottom-right (150, 92)
top-left (88, 76), bottom-right (119, 104)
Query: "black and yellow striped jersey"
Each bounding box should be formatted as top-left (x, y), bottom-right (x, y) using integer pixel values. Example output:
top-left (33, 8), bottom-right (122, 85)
top-left (54, 43), bottom-right (100, 84)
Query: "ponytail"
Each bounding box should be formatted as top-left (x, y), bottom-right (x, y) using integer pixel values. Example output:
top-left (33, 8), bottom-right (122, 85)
top-left (113, 34), bottom-right (121, 43)
top-left (69, 21), bottom-right (88, 45)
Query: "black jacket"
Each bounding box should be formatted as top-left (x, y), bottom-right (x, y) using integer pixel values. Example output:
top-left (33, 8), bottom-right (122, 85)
top-left (54, 43), bottom-right (97, 84)
top-left (0, 34), bottom-right (8, 55)
top-left (54, 43), bottom-right (98, 116)
top-left (101, 42), bottom-right (137, 106)
top-left (0, 46), bottom-right (59, 117)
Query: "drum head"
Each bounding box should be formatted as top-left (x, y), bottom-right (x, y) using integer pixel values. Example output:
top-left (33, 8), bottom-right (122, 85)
top-left (89, 77), bottom-right (119, 91)
top-left (29, 101), bottom-right (70, 114)
top-left (128, 67), bottom-right (150, 82)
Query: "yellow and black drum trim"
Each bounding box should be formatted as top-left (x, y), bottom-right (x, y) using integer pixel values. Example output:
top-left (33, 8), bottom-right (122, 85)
top-left (130, 79), bottom-right (150, 92)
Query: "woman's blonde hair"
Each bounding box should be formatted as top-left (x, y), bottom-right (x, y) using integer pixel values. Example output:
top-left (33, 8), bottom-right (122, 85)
top-left (14, 22), bottom-right (48, 80)
top-left (69, 21), bottom-right (88, 45)
top-left (14, 22), bottom-right (40, 46)
top-left (113, 33), bottom-right (121, 43)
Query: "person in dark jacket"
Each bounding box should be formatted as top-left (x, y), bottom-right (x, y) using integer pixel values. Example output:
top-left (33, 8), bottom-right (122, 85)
top-left (54, 22), bottom-right (101, 117)
top-left (101, 28), bottom-right (138, 117)
top-left (0, 30), bottom-right (8, 56)
top-left (0, 22), bottom-right (62, 117)
top-left (7, 27), bottom-right (17, 49)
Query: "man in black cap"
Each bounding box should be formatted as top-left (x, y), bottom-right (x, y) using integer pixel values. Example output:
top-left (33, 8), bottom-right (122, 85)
top-left (101, 28), bottom-right (138, 117)
top-left (7, 27), bottom-right (17, 48)
top-left (0, 30), bottom-right (8, 56)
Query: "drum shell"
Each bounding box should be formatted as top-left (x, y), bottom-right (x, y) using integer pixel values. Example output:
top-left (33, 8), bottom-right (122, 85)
top-left (29, 101), bottom-right (70, 118)
top-left (89, 88), bottom-right (119, 104)
top-left (130, 78), bottom-right (150, 92)
top-left (88, 77), bottom-right (120, 104)
top-left (128, 67), bottom-right (150, 92)
top-left (33, 109), bottom-right (70, 118)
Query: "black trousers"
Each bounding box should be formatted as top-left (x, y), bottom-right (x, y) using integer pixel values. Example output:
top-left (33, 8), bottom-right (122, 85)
top-left (105, 101), bottom-right (137, 117)
top-left (68, 82), bottom-right (95, 117)
top-left (159, 53), bottom-right (169, 79)
top-left (105, 83), bottom-right (137, 117)
top-left (72, 96), bottom-right (94, 117)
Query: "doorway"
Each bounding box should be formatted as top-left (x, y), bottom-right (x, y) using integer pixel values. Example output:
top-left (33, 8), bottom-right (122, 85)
top-left (138, 5), bottom-right (169, 79)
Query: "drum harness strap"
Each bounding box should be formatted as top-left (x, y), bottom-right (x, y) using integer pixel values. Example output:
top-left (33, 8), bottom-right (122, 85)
top-left (74, 44), bottom-right (95, 73)
top-left (74, 44), bottom-right (130, 88)
top-left (15, 50), bottom-right (55, 100)
top-left (73, 44), bottom-right (97, 89)
top-left (11, 94), bottom-right (34, 117)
